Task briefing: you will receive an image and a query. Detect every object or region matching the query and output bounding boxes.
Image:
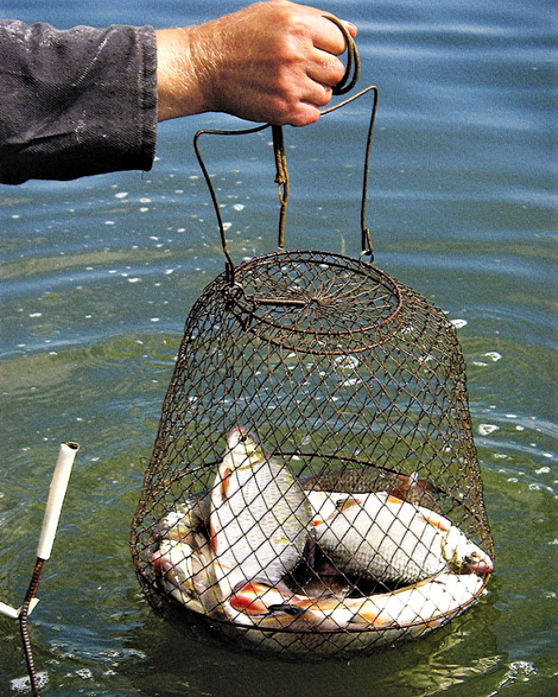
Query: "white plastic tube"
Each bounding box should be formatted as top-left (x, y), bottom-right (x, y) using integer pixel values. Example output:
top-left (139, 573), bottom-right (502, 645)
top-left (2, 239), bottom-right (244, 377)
top-left (36, 442), bottom-right (79, 561)
top-left (0, 598), bottom-right (39, 619)
top-left (0, 600), bottom-right (19, 619)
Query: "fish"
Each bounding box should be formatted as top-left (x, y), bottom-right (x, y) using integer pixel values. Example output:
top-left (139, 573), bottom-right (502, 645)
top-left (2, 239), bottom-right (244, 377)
top-left (151, 536), bottom-right (221, 616)
top-left (210, 425), bottom-right (312, 585)
top-left (222, 566), bottom-right (487, 634)
top-left (150, 485), bottom-right (491, 643)
top-left (311, 492), bottom-right (493, 585)
top-left (151, 434), bottom-right (492, 641)
top-left (387, 471), bottom-right (442, 512)
top-left (302, 469), bottom-right (394, 495)
top-left (151, 521), bottom-right (488, 636)
top-left (155, 491), bottom-right (211, 544)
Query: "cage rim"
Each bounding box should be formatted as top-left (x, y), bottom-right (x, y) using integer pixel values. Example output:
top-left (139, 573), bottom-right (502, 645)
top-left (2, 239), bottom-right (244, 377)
top-left (228, 248), bottom-right (403, 334)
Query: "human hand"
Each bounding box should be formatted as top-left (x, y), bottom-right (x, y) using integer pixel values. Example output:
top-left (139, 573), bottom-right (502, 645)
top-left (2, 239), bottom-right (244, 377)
top-left (155, 0), bottom-right (357, 126)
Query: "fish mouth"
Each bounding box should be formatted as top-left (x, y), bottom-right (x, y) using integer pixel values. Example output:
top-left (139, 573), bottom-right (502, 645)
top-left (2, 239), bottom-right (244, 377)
top-left (227, 425), bottom-right (263, 468)
top-left (462, 556), bottom-right (493, 577)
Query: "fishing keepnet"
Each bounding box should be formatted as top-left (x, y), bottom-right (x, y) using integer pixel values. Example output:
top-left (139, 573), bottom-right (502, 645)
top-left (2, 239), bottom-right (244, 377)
top-left (131, 77), bottom-right (493, 658)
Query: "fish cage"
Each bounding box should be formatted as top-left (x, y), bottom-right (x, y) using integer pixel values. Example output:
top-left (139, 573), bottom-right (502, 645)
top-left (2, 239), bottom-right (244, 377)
top-left (131, 89), bottom-right (493, 659)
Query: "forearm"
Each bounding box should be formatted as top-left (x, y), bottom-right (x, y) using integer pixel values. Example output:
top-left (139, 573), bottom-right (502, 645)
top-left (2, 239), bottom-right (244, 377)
top-left (155, 27), bottom-right (206, 121)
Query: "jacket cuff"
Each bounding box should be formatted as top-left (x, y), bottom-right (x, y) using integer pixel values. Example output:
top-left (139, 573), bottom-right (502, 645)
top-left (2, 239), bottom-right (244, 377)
top-left (0, 22), bottom-right (159, 184)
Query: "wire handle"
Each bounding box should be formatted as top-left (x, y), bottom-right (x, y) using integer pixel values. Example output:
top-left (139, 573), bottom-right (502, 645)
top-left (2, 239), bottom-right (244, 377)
top-left (193, 17), bottom-right (379, 284)
top-left (324, 15), bottom-right (361, 96)
top-left (321, 85), bottom-right (379, 261)
top-left (193, 122), bottom-right (269, 285)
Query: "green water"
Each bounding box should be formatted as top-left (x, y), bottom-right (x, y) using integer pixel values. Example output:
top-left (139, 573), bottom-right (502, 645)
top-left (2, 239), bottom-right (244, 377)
top-left (1, 0), bottom-right (557, 695)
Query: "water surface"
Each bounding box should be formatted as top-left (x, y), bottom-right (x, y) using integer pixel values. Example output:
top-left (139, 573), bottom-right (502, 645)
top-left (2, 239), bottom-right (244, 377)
top-left (1, 1), bottom-right (556, 695)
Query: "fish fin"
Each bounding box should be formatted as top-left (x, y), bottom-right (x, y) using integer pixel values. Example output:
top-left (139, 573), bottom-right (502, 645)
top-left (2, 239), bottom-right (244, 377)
top-left (303, 530), bottom-right (318, 566)
top-left (209, 522), bottom-right (218, 552)
top-left (348, 603), bottom-right (393, 628)
top-left (418, 509), bottom-right (452, 531)
top-left (229, 578), bottom-right (290, 616)
top-left (313, 559), bottom-right (341, 576)
top-left (385, 493), bottom-right (406, 505)
top-left (268, 603), bottom-right (307, 616)
top-left (150, 548), bottom-right (170, 575)
top-left (335, 497), bottom-right (361, 512)
top-left (220, 464), bottom-right (232, 500)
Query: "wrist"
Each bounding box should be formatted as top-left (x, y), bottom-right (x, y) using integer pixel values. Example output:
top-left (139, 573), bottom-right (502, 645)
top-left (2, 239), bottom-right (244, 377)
top-left (155, 27), bottom-right (207, 121)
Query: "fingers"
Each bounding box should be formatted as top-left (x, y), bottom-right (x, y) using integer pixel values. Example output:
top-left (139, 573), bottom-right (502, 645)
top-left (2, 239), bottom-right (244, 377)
top-left (312, 15), bottom-right (358, 57)
top-left (300, 12), bottom-right (359, 102)
top-left (345, 21), bottom-right (358, 39)
top-left (305, 53), bottom-right (346, 92)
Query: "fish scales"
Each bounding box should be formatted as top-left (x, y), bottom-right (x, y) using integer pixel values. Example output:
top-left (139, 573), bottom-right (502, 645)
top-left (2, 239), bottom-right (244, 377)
top-left (211, 426), bottom-right (312, 584)
top-left (315, 495), bottom-right (448, 584)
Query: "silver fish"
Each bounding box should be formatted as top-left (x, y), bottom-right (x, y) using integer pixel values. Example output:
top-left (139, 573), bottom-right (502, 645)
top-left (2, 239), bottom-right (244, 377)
top-left (151, 535), bottom-right (221, 615)
top-left (313, 492), bottom-right (493, 585)
top-left (210, 425), bottom-right (312, 584)
top-left (151, 485), bottom-right (490, 643)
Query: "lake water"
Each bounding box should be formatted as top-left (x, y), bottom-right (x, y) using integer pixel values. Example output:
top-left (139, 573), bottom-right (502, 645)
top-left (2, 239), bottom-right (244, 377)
top-left (1, 0), bottom-right (556, 695)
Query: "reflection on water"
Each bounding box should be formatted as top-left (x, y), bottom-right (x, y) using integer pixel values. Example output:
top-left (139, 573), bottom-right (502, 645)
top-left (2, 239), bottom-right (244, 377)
top-left (1, 0), bottom-right (556, 695)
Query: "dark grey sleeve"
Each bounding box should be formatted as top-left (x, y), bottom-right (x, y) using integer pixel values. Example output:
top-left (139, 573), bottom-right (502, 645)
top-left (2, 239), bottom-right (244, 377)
top-left (0, 21), bottom-right (157, 184)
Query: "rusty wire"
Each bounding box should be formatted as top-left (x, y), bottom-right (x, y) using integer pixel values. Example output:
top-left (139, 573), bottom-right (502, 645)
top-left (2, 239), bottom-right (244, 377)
top-left (18, 559), bottom-right (44, 697)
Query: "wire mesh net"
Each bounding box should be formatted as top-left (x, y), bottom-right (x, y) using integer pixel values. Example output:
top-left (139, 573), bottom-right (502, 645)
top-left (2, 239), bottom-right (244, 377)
top-left (131, 249), bottom-right (493, 659)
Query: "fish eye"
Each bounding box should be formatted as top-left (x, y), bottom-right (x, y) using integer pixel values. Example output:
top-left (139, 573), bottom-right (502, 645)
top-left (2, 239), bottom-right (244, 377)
top-left (463, 551), bottom-right (481, 565)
